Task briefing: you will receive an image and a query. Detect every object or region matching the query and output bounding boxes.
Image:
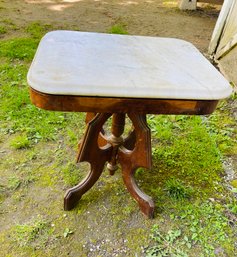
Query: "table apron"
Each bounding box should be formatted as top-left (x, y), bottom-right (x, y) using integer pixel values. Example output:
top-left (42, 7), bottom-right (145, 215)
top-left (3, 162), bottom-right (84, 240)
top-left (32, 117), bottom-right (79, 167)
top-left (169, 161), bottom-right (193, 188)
top-left (30, 88), bottom-right (218, 115)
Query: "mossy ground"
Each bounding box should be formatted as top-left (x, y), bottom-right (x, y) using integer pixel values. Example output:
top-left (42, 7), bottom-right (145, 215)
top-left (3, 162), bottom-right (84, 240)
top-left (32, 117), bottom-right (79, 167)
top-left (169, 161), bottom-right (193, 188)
top-left (0, 1), bottom-right (236, 256)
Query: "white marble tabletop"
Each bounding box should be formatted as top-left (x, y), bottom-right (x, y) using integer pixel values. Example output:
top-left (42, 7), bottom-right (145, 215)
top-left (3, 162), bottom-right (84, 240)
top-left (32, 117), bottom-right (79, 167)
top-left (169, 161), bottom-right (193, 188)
top-left (27, 31), bottom-right (232, 100)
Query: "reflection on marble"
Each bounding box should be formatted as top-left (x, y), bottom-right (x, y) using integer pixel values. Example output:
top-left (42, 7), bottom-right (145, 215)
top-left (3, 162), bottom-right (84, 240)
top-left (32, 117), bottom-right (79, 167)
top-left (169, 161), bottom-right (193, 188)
top-left (27, 31), bottom-right (232, 100)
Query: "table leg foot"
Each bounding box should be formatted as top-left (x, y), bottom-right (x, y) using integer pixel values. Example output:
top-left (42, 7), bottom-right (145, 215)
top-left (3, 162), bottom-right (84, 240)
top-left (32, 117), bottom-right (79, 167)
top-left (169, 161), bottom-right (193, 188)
top-left (64, 163), bottom-right (105, 210)
top-left (121, 167), bottom-right (155, 218)
top-left (119, 113), bottom-right (155, 218)
top-left (64, 189), bottom-right (81, 210)
top-left (64, 113), bottom-right (112, 210)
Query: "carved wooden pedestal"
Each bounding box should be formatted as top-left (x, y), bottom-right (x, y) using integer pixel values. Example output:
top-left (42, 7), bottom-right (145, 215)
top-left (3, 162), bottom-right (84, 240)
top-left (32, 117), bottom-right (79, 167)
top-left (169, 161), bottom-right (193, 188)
top-left (64, 112), bottom-right (155, 218)
top-left (30, 88), bottom-right (220, 219)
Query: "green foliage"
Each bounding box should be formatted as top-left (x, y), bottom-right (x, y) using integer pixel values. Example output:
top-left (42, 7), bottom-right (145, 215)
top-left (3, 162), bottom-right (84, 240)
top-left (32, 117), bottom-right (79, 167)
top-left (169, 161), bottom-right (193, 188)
top-left (148, 115), bottom-right (223, 191)
top-left (0, 62), bottom-right (75, 143)
top-left (205, 100), bottom-right (237, 155)
top-left (0, 184), bottom-right (5, 203)
top-left (66, 129), bottom-right (77, 142)
top-left (0, 38), bottom-right (39, 60)
top-left (108, 24), bottom-right (128, 34)
top-left (227, 201), bottom-right (237, 214)
top-left (13, 216), bottom-right (55, 248)
top-left (62, 162), bottom-right (83, 186)
top-left (0, 25), bottom-right (6, 34)
top-left (165, 177), bottom-right (192, 200)
top-left (138, 112), bottom-right (236, 256)
top-left (63, 228), bottom-right (74, 238)
top-left (1, 19), bottom-right (15, 25)
top-left (231, 179), bottom-right (237, 188)
top-left (0, 19), bottom-right (18, 32)
top-left (0, 51), bottom-right (84, 146)
top-left (7, 176), bottom-right (21, 190)
top-left (10, 135), bottom-right (30, 149)
top-left (146, 225), bottom-right (188, 257)
top-left (26, 22), bottom-right (52, 39)
top-left (146, 201), bottom-right (235, 256)
top-left (178, 201), bottom-right (234, 256)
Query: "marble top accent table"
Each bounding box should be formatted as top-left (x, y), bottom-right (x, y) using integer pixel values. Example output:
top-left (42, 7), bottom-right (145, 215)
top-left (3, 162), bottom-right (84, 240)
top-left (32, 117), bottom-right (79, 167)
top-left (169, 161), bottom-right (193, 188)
top-left (28, 31), bottom-right (232, 218)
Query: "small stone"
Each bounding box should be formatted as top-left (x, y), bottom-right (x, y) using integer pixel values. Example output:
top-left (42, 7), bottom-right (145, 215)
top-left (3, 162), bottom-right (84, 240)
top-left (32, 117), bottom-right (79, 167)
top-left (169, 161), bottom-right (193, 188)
top-left (179, 0), bottom-right (197, 10)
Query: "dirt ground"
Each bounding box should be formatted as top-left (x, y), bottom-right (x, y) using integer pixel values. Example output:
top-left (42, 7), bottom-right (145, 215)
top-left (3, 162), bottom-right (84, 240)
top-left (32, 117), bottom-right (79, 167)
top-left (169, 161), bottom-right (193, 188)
top-left (2, 1), bottom-right (236, 257)
top-left (2, 0), bottom-right (222, 53)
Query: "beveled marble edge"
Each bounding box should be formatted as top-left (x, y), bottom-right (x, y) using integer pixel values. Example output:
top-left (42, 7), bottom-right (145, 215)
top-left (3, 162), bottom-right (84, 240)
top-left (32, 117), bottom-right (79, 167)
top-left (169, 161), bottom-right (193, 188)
top-left (27, 31), bottom-right (233, 101)
top-left (27, 74), bottom-right (233, 100)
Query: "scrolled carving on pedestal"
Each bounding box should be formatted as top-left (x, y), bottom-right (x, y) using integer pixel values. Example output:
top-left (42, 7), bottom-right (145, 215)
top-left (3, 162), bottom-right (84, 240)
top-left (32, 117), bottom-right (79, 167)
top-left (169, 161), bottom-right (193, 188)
top-left (64, 113), bottom-right (113, 210)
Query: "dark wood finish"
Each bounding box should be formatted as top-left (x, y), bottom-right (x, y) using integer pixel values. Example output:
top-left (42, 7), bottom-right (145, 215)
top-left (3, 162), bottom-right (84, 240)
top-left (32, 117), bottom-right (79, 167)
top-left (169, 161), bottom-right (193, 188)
top-left (64, 113), bottom-right (113, 210)
top-left (85, 112), bottom-right (97, 123)
top-left (64, 112), bottom-right (155, 217)
top-left (30, 88), bottom-right (219, 115)
top-left (30, 87), bottom-right (219, 218)
top-left (118, 114), bottom-right (154, 218)
top-left (123, 130), bottom-right (136, 151)
top-left (106, 114), bottom-right (126, 175)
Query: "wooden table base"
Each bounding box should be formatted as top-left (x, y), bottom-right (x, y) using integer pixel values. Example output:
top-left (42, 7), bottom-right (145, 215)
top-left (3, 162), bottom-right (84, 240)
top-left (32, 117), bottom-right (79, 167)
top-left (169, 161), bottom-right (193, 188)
top-left (30, 89), bottom-right (222, 219)
top-left (64, 112), bottom-right (155, 218)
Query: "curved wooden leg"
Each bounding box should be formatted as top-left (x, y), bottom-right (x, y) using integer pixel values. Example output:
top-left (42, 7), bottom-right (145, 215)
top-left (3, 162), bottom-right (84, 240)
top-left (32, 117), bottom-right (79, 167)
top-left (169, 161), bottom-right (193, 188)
top-left (118, 113), bottom-right (155, 218)
top-left (64, 113), bottom-right (112, 210)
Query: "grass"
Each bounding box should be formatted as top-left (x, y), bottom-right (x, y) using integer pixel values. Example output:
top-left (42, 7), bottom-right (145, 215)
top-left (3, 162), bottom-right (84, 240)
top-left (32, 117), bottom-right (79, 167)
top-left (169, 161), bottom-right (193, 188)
top-left (10, 135), bottom-right (30, 149)
top-left (147, 115), bottom-right (225, 190)
top-left (0, 25), bottom-right (6, 34)
top-left (12, 215), bottom-right (55, 249)
top-left (26, 21), bottom-right (52, 39)
top-left (137, 114), bottom-right (236, 256)
top-left (61, 162), bottom-right (85, 186)
top-left (146, 226), bottom-right (188, 257)
top-left (145, 199), bottom-right (234, 256)
top-left (0, 62), bottom-right (70, 142)
top-left (108, 24), bottom-right (128, 34)
top-left (164, 177), bottom-right (193, 200)
top-left (0, 38), bottom-right (39, 60)
top-left (0, 21), bottom-right (236, 257)
top-left (7, 176), bottom-right (21, 190)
